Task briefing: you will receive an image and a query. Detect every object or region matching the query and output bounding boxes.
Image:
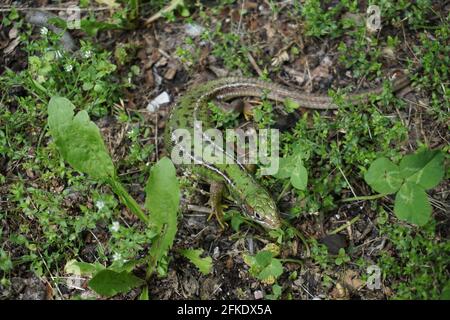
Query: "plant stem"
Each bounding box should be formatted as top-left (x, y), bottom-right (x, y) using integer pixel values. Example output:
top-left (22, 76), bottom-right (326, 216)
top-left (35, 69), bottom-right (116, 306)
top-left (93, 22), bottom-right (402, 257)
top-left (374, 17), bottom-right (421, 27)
top-left (281, 220), bottom-right (311, 257)
top-left (280, 258), bottom-right (303, 265)
top-left (106, 177), bottom-right (149, 225)
top-left (328, 215), bottom-right (361, 235)
top-left (276, 180), bottom-right (291, 202)
top-left (341, 193), bottom-right (389, 202)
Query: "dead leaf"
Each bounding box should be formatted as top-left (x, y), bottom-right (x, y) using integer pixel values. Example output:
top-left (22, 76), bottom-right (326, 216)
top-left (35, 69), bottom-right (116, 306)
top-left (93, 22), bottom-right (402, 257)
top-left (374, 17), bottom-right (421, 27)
top-left (9, 27), bottom-right (18, 39)
top-left (330, 282), bottom-right (349, 300)
top-left (164, 65), bottom-right (177, 80)
top-left (342, 270), bottom-right (364, 291)
top-left (4, 37), bottom-right (20, 55)
top-left (264, 24), bottom-right (276, 39)
top-left (271, 51), bottom-right (289, 67)
top-left (309, 56), bottom-right (332, 81)
top-left (95, 0), bottom-right (120, 9)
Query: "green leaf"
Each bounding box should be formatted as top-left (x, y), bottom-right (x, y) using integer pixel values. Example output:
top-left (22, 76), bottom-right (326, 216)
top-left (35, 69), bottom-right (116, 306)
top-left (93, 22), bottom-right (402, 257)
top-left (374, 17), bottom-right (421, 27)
top-left (258, 257), bottom-right (283, 283)
top-left (394, 182), bottom-right (431, 226)
top-left (441, 281), bottom-right (450, 300)
top-left (255, 250), bottom-right (273, 266)
top-left (88, 269), bottom-right (144, 297)
top-left (284, 98), bottom-right (300, 113)
top-left (399, 149), bottom-right (444, 189)
top-left (290, 163), bottom-right (308, 190)
top-left (144, 157), bottom-right (180, 273)
top-left (364, 157), bottom-right (403, 194)
top-left (0, 249), bottom-right (13, 272)
top-left (47, 96), bottom-right (115, 181)
top-left (266, 284), bottom-right (282, 300)
top-left (179, 248), bottom-right (213, 275)
top-left (244, 251), bottom-right (283, 285)
top-left (64, 259), bottom-right (105, 276)
top-left (274, 156), bottom-right (294, 179)
top-left (139, 286), bottom-right (149, 300)
top-left (110, 258), bottom-right (144, 273)
top-left (47, 96), bottom-right (74, 138)
top-left (230, 213), bottom-right (245, 232)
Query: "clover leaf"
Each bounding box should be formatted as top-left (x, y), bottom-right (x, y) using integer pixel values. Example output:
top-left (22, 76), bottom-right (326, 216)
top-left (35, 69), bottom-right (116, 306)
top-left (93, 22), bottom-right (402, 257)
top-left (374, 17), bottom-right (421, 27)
top-left (364, 149), bottom-right (445, 226)
top-left (394, 182), bottom-right (432, 226)
top-left (364, 157), bottom-right (403, 194)
top-left (399, 149), bottom-right (445, 189)
top-left (275, 153), bottom-right (308, 191)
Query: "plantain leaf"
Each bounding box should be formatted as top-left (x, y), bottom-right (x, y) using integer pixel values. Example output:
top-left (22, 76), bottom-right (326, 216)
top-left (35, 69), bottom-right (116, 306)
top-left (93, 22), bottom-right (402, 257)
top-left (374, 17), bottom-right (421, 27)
top-left (88, 269), bottom-right (143, 297)
top-left (47, 96), bottom-right (115, 181)
top-left (64, 259), bottom-right (105, 276)
top-left (144, 157), bottom-right (180, 273)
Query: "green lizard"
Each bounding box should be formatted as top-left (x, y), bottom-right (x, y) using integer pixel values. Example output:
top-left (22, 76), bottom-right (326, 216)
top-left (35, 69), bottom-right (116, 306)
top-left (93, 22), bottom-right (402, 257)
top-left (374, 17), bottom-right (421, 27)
top-left (164, 75), bottom-right (410, 229)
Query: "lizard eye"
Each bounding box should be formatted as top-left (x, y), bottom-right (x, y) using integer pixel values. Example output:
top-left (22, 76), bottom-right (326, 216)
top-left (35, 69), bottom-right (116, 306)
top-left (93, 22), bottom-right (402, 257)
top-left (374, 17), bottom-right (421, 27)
top-left (254, 212), bottom-right (262, 220)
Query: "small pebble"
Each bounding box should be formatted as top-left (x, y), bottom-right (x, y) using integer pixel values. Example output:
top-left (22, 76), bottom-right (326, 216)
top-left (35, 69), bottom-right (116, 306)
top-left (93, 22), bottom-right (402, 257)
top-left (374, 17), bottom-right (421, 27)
top-left (147, 92), bottom-right (171, 112)
top-left (213, 246), bottom-right (220, 259)
top-left (184, 23), bottom-right (205, 37)
top-left (254, 290), bottom-right (264, 300)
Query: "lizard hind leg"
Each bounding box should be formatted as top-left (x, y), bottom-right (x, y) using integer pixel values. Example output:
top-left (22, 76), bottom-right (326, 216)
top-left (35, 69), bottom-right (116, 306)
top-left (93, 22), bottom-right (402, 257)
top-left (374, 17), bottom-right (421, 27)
top-left (207, 180), bottom-right (228, 229)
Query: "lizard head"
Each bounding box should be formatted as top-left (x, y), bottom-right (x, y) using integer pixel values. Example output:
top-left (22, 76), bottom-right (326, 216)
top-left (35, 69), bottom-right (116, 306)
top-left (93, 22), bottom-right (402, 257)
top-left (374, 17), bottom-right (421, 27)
top-left (243, 193), bottom-right (281, 229)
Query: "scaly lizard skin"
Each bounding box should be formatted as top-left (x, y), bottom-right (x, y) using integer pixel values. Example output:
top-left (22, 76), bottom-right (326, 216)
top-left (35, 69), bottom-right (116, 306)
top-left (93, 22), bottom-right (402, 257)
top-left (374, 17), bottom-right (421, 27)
top-left (164, 75), bottom-right (410, 229)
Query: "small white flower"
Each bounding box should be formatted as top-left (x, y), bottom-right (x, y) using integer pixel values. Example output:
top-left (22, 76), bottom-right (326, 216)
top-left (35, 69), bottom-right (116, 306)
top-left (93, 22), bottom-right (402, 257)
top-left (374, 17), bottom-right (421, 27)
top-left (40, 27), bottom-right (48, 35)
top-left (127, 129), bottom-right (136, 138)
top-left (54, 50), bottom-right (63, 59)
top-left (112, 252), bottom-right (122, 261)
top-left (95, 200), bottom-right (105, 210)
top-left (111, 221), bottom-right (120, 232)
top-left (82, 50), bottom-right (92, 59)
top-left (64, 64), bottom-right (73, 72)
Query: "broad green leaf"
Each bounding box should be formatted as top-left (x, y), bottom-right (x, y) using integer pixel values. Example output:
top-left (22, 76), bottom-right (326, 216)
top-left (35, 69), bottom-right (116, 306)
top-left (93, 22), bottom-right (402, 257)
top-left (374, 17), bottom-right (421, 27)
top-left (258, 257), bottom-right (283, 284)
top-left (110, 258), bottom-right (144, 273)
top-left (399, 149), bottom-right (444, 189)
top-left (179, 248), bottom-right (213, 275)
top-left (290, 163), bottom-right (308, 190)
top-left (47, 96), bottom-right (115, 180)
top-left (364, 157), bottom-right (403, 194)
top-left (394, 182), bottom-right (431, 226)
top-left (88, 269), bottom-right (144, 297)
top-left (64, 259), bottom-right (105, 276)
top-left (144, 157), bottom-right (180, 272)
top-left (242, 254), bottom-right (257, 269)
top-left (47, 96), bottom-right (74, 138)
top-left (274, 156), bottom-right (294, 179)
top-left (255, 251), bottom-right (273, 266)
